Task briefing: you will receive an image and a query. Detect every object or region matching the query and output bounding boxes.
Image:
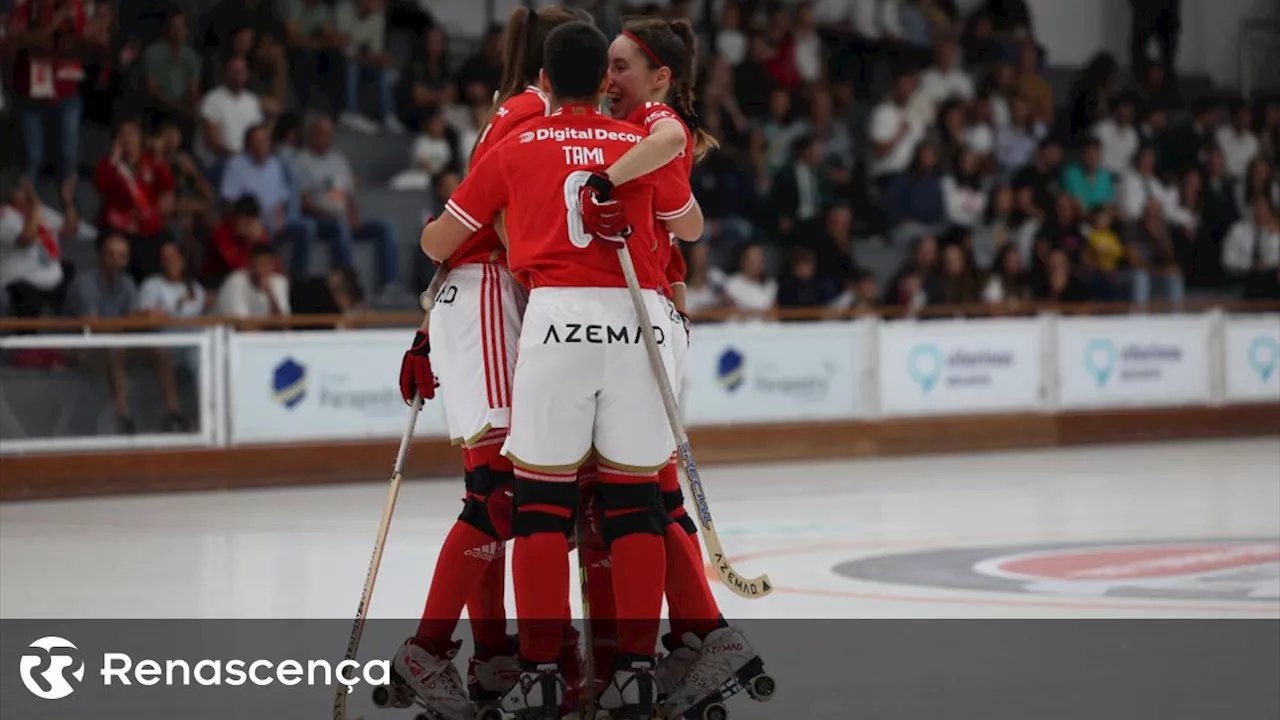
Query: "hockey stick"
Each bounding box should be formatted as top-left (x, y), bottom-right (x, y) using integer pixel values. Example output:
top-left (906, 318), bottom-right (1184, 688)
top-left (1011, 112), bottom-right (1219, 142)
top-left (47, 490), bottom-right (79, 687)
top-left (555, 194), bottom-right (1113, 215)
top-left (575, 509), bottom-right (597, 720)
top-left (335, 269), bottom-right (449, 720)
top-left (615, 246), bottom-right (773, 600)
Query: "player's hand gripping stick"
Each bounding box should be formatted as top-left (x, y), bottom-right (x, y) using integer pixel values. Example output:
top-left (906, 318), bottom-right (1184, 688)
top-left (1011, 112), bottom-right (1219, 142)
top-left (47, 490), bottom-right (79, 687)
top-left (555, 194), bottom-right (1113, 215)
top-left (613, 244), bottom-right (774, 600)
top-left (579, 170), bottom-right (632, 243)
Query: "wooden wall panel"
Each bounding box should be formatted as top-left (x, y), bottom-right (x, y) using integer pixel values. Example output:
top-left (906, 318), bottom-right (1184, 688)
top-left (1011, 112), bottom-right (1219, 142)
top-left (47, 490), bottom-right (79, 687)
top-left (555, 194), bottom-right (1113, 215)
top-left (2, 405), bottom-right (1276, 501)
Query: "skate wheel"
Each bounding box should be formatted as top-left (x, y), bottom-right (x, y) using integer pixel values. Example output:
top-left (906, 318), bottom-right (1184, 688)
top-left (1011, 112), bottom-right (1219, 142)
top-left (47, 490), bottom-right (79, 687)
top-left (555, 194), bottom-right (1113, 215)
top-left (371, 685), bottom-right (394, 708)
top-left (700, 702), bottom-right (728, 720)
top-left (477, 708), bottom-right (504, 720)
top-left (747, 674), bottom-right (776, 702)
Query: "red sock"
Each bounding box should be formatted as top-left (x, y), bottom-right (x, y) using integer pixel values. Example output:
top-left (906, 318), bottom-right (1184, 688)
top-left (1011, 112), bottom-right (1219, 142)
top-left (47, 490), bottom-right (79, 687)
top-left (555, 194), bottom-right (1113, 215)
top-left (664, 524), bottom-right (722, 640)
top-left (581, 543), bottom-right (617, 674)
top-left (467, 557), bottom-right (509, 655)
top-left (417, 520), bottom-right (501, 645)
top-left (599, 466), bottom-right (665, 658)
top-left (514, 532), bottom-right (569, 663)
top-left (464, 430), bottom-right (513, 473)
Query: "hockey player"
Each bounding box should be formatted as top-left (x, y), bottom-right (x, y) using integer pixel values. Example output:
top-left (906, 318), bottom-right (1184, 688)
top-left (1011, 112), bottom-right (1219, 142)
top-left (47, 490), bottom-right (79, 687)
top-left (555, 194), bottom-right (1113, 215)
top-left (420, 20), bottom-right (703, 719)
top-left (391, 6), bottom-right (586, 718)
top-left (577, 19), bottom-right (767, 719)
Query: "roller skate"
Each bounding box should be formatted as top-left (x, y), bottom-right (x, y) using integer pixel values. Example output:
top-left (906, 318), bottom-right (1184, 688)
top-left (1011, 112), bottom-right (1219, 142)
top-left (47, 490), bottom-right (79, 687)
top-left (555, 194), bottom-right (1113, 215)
top-left (597, 654), bottom-right (659, 720)
top-left (661, 627), bottom-right (776, 720)
top-left (375, 637), bottom-right (475, 720)
top-left (497, 661), bottom-right (566, 719)
top-left (652, 633), bottom-right (698, 701)
top-left (469, 635), bottom-right (520, 720)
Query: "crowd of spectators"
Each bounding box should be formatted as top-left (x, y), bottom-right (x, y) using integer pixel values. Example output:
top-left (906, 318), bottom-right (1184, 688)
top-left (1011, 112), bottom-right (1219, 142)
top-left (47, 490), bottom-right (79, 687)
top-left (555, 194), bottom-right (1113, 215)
top-left (2, 0), bottom-right (1279, 332)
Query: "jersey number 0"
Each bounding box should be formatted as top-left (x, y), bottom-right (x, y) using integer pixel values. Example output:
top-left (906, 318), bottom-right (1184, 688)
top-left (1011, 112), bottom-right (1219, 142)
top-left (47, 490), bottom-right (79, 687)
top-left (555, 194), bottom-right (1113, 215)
top-left (563, 170), bottom-right (595, 249)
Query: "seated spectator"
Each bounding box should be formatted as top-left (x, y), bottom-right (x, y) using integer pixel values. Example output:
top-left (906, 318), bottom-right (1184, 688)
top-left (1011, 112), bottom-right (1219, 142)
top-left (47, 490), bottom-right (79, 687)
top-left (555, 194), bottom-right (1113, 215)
top-left (64, 234), bottom-right (137, 432)
top-left (982, 243), bottom-right (1031, 307)
top-left (682, 241), bottom-right (726, 317)
top-left (1259, 101), bottom-right (1279, 164)
top-left (943, 147), bottom-right (989, 228)
top-left (138, 240), bottom-right (206, 431)
top-left (1082, 205), bottom-right (1133, 300)
top-left (884, 263), bottom-right (928, 312)
top-left (1223, 198), bottom-right (1280, 298)
top-left (869, 66), bottom-right (926, 191)
top-left (1062, 52), bottom-right (1120, 143)
top-left (1, 179), bottom-right (72, 318)
top-left (1038, 248), bottom-right (1089, 303)
top-left (281, 0), bottom-right (345, 109)
top-left (95, 118), bottom-right (176, 283)
top-left (203, 195), bottom-right (272, 287)
top-left (995, 96), bottom-right (1047, 180)
top-left (392, 109), bottom-right (456, 190)
top-left (803, 90), bottom-right (854, 192)
top-left (1061, 139), bottom-right (1116, 212)
top-left (1119, 145), bottom-right (1195, 232)
top-left (1237, 157), bottom-right (1280, 219)
top-left (935, 99), bottom-right (970, 161)
top-left (398, 25), bottom-right (453, 131)
top-left (1163, 98), bottom-right (1221, 180)
top-left (1012, 137), bottom-right (1064, 222)
top-left (272, 113), bottom-right (306, 224)
top-left (1131, 199), bottom-right (1186, 305)
top-left (335, 0), bottom-right (403, 134)
top-left (1015, 40), bottom-right (1054, 127)
top-left (1215, 100), bottom-right (1259, 180)
top-left (715, 2), bottom-right (748, 66)
top-left (970, 185), bottom-right (1017, 270)
top-left (912, 36), bottom-right (974, 128)
top-left (897, 0), bottom-right (935, 50)
top-left (770, 135), bottom-right (830, 239)
top-left (1039, 192), bottom-right (1089, 266)
top-left (297, 114), bottom-right (400, 297)
top-left (757, 88), bottom-right (807, 187)
top-left (804, 203), bottom-right (858, 279)
top-left (142, 11), bottom-right (202, 130)
top-left (452, 24), bottom-right (502, 99)
top-left (215, 244), bottom-right (290, 318)
top-left (703, 58), bottom-right (752, 150)
top-left (220, 123), bottom-right (316, 274)
top-left (1138, 103), bottom-right (1169, 154)
top-left (1203, 145), bottom-right (1241, 240)
top-left (792, 2), bottom-right (824, 86)
top-left (933, 239), bottom-right (979, 306)
top-left (778, 246), bottom-right (837, 312)
top-left (290, 266), bottom-right (364, 323)
top-left (982, 62), bottom-right (1018, 128)
top-left (196, 57), bottom-right (265, 172)
top-left (1093, 94), bottom-right (1140, 176)
top-left (723, 243), bottom-right (778, 320)
top-left (153, 122), bottom-right (216, 240)
top-left (965, 96), bottom-right (997, 162)
top-left (884, 143), bottom-right (948, 244)
top-left (734, 35), bottom-right (776, 120)
top-left (827, 270), bottom-right (881, 316)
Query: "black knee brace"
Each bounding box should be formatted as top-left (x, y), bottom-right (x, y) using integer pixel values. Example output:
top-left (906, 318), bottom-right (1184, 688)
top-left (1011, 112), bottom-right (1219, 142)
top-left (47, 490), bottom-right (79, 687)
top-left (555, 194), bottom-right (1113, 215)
top-left (598, 482), bottom-right (667, 545)
top-left (512, 477), bottom-right (579, 538)
top-left (458, 466), bottom-right (515, 540)
top-left (662, 488), bottom-right (699, 536)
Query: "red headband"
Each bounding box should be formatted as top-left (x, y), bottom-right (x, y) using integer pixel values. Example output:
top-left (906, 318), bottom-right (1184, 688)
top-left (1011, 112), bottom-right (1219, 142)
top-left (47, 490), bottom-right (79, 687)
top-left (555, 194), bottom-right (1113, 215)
top-left (623, 31), bottom-right (664, 69)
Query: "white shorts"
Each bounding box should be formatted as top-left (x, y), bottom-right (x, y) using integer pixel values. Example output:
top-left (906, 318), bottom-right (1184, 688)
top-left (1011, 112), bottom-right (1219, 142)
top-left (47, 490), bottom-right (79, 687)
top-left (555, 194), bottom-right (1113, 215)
top-left (659, 294), bottom-right (688, 396)
top-left (502, 287), bottom-right (677, 473)
top-left (429, 263), bottom-right (528, 445)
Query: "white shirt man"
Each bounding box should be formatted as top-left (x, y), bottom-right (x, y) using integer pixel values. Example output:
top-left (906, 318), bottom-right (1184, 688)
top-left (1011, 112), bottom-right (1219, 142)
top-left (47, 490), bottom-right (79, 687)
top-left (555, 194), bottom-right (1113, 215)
top-left (1093, 118), bottom-right (1140, 175)
top-left (1119, 169), bottom-right (1196, 230)
top-left (1215, 124), bottom-right (1260, 179)
top-left (197, 83), bottom-right (265, 167)
top-left (1222, 216), bottom-right (1280, 273)
top-left (868, 96), bottom-right (925, 177)
top-left (0, 203), bottom-right (65, 291)
top-left (215, 265), bottom-right (290, 318)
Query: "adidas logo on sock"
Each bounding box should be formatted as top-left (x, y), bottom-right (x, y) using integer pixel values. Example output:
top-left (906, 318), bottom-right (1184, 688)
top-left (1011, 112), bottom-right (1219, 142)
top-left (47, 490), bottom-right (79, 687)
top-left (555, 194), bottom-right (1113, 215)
top-left (465, 541), bottom-right (506, 562)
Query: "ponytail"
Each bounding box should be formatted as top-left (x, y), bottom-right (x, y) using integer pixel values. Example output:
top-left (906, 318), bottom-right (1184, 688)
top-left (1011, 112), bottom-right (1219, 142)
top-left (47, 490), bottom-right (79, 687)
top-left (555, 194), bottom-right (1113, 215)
top-left (624, 18), bottom-right (719, 163)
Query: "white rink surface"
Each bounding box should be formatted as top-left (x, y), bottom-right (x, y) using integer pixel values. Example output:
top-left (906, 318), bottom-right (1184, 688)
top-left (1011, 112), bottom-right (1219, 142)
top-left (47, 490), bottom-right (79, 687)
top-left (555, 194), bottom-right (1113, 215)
top-left (2, 438), bottom-right (1278, 620)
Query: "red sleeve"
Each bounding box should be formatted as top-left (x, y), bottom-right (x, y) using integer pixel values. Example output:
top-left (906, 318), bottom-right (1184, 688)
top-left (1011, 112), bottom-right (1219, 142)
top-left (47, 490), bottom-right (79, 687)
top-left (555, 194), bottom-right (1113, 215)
top-left (446, 144), bottom-right (509, 232)
top-left (652, 161), bottom-right (695, 222)
top-left (637, 104), bottom-right (680, 132)
top-left (93, 158), bottom-right (115, 194)
top-left (665, 242), bottom-right (687, 285)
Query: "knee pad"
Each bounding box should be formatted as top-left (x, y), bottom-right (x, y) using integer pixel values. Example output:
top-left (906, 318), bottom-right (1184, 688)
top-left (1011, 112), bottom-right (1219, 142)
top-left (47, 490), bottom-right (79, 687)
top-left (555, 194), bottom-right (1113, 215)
top-left (598, 482), bottom-right (667, 545)
top-left (662, 487), bottom-right (698, 536)
top-left (458, 467), bottom-right (515, 540)
top-left (512, 477), bottom-right (579, 538)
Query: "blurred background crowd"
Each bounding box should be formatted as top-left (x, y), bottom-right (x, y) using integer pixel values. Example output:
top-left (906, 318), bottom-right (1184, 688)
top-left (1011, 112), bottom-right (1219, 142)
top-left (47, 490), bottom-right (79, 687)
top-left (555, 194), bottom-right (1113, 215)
top-left (1, 0), bottom-right (1278, 333)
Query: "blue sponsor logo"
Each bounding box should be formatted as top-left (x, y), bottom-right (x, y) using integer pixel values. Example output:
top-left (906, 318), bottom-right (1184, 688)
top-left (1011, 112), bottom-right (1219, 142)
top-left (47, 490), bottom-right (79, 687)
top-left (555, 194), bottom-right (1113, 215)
top-left (717, 348), bottom-right (745, 392)
top-left (1084, 339), bottom-right (1117, 387)
top-left (1248, 336), bottom-right (1279, 382)
top-left (272, 358), bottom-right (307, 409)
top-left (906, 344), bottom-right (943, 393)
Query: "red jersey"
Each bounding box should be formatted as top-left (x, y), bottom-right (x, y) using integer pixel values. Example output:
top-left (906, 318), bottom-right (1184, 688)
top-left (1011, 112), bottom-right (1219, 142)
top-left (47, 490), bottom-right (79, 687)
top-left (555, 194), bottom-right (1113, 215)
top-left (7, 0), bottom-right (87, 101)
top-left (625, 101), bottom-right (693, 291)
top-left (93, 154), bottom-right (174, 237)
top-left (445, 86), bottom-right (550, 268)
top-left (446, 104), bottom-right (695, 291)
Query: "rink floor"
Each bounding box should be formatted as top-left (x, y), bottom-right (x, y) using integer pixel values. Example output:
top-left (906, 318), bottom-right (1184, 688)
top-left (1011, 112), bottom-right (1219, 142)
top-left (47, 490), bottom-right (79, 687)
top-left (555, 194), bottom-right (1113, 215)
top-left (3, 437), bottom-right (1277, 620)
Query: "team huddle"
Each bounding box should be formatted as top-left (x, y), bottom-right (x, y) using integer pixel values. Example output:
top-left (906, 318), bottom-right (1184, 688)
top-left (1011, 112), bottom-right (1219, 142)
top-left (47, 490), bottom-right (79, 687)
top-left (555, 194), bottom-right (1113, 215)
top-left (387, 9), bottom-right (767, 720)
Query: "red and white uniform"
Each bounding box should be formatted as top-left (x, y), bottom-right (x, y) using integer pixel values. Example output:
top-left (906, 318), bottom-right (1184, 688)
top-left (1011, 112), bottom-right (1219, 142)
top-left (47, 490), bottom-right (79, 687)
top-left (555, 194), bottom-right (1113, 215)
top-left (445, 105), bottom-right (697, 472)
top-left (429, 87), bottom-right (547, 445)
top-left (625, 101), bottom-right (694, 393)
top-left (7, 0), bottom-right (88, 101)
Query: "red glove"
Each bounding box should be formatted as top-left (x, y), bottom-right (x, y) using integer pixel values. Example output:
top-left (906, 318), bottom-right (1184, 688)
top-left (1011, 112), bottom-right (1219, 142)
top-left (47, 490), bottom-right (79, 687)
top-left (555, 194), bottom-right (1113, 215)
top-left (399, 331), bottom-right (437, 404)
top-left (578, 170), bottom-right (631, 243)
